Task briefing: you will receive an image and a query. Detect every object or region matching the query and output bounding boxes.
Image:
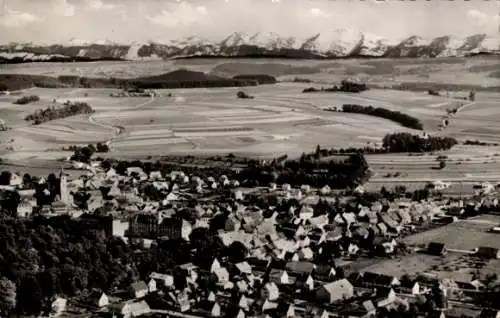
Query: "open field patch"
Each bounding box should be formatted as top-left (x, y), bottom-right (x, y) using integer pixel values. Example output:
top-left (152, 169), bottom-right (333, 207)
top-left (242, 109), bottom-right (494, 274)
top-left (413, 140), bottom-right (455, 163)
top-left (403, 215), bottom-right (500, 250)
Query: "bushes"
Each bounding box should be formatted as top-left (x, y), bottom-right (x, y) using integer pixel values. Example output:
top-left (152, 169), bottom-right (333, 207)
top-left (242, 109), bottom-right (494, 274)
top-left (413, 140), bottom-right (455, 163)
top-left (339, 104), bottom-right (423, 130)
top-left (236, 91), bottom-right (254, 99)
top-left (463, 139), bottom-right (499, 146)
top-left (24, 101), bottom-right (94, 125)
top-left (13, 95), bottom-right (39, 105)
top-left (382, 132), bottom-right (458, 153)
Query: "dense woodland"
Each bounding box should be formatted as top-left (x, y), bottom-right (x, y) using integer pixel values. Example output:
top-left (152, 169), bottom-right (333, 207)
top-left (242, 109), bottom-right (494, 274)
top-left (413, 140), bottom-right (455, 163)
top-left (24, 101), bottom-right (94, 125)
top-left (339, 104), bottom-right (423, 130)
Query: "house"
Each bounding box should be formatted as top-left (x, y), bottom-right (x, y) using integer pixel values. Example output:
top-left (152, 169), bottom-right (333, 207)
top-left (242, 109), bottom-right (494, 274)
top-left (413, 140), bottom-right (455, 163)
top-left (361, 272), bottom-right (400, 288)
top-left (299, 247), bottom-right (314, 260)
top-left (262, 282), bottom-right (280, 301)
top-left (147, 279), bottom-right (157, 293)
top-left (9, 173), bottom-right (22, 186)
top-left (340, 300), bottom-right (376, 318)
top-left (447, 206), bottom-right (465, 217)
top-left (50, 297), bottom-right (67, 317)
top-left (235, 261), bottom-right (252, 275)
top-left (206, 302), bottom-right (222, 317)
top-left (88, 290), bottom-right (109, 308)
top-left (17, 201), bottom-right (33, 218)
top-left (270, 269), bottom-right (291, 285)
top-left (236, 309), bottom-right (246, 318)
top-left (175, 292), bottom-right (191, 312)
top-left (210, 258), bottom-right (221, 273)
top-left (477, 246), bottom-right (500, 259)
top-left (399, 280), bottom-right (421, 295)
top-left (149, 171), bottom-right (163, 181)
top-left (128, 281), bottom-right (148, 299)
top-left (316, 279), bottom-right (354, 303)
top-left (212, 267), bottom-right (230, 284)
top-left (236, 280), bottom-right (248, 293)
top-left (262, 299), bottom-right (279, 311)
top-left (375, 288), bottom-right (397, 307)
top-left (149, 272), bottom-right (174, 289)
top-left (285, 304), bottom-right (295, 317)
top-left (239, 295), bottom-right (250, 311)
top-left (110, 300), bottom-right (151, 318)
top-left (299, 205), bottom-right (314, 220)
top-left (320, 185), bottom-right (331, 195)
top-left (312, 265), bottom-right (336, 282)
top-left (427, 242), bottom-right (447, 256)
top-left (305, 275), bottom-right (315, 290)
top-left (456, 279), bottom-right (485, 291)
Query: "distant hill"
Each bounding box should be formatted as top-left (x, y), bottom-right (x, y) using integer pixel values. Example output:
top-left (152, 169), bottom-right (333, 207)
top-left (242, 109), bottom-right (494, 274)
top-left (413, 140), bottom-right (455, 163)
top-left (0, 69), bottom-right (275, 91)
top-left (0, 31), bottom-right (498, 63)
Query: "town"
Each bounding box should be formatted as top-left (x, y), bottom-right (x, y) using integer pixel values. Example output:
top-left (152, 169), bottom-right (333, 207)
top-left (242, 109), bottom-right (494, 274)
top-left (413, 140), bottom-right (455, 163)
top-left (1, 148), bottom-right (500, 318)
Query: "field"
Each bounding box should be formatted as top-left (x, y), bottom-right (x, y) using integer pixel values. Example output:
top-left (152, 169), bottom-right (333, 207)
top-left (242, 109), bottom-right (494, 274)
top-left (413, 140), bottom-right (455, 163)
top-left (0, 57), bottom-right (500, 187)
top-left (361, 214), bottom-right (500, 282)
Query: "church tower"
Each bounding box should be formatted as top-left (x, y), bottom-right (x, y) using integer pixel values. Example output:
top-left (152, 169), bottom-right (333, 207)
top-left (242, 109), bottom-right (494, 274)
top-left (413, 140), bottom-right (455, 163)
top-left (59, 167), bottom-right (71, 205)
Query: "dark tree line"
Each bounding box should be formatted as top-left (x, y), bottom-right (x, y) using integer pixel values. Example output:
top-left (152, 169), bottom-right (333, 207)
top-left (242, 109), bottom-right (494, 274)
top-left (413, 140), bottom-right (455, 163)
top-left (303, 80), bottom-right (369, 94)
top-left (13, 95), bottom-right (40, 105)
top-left (339, 104), bottom-right (423, 130)
top-left (382, 132), bottom-right (458, 153)
top-left (236, 153), bottom-right (370, 189)
top-left (24, 101), bottom-right (94, 125)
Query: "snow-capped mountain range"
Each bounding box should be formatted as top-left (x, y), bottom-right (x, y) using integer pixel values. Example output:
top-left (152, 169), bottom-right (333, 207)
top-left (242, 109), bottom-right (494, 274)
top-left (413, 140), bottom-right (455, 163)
top-left (0, 31), bottom-right (498, 63)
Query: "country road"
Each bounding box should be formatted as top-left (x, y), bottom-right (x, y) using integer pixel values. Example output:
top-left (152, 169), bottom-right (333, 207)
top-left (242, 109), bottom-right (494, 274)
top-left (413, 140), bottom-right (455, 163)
top-left (87, 94), bottom-right (156, 146)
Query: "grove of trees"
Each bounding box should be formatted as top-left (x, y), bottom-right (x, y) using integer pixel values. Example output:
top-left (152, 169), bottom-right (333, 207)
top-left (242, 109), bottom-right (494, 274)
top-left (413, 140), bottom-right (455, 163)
top-left (24, 101), bottom-right (94, 125)
top-left (382, 132), bottom-right (458, 153)
top-left (13, 95), bottom-right (40, 105)
top-left (339, 104), bottom-right (423, 130)
top-left (70, 143), bottom-right (109, 163)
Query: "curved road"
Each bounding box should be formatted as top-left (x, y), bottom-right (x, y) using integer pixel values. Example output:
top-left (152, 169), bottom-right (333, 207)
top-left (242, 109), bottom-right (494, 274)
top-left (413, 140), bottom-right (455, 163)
top-left (87, 94), bottom-right (156, 147)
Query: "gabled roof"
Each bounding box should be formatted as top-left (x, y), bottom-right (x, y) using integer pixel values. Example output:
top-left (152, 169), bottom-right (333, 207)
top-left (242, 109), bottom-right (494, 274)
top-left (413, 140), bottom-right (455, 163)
top-left (130, 281), bottom-right (148, 292)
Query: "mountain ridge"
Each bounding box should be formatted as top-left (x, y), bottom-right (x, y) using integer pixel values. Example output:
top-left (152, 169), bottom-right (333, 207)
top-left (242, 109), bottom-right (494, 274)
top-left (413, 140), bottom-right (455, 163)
top-left (1, 31), bottom-right (498, 63)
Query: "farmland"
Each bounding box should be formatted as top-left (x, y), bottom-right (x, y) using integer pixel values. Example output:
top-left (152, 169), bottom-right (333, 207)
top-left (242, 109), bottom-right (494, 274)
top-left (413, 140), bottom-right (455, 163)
top-left (361, 214), bottom-right (500, 282)
top-left (0, 57), bottom-right (499, 189)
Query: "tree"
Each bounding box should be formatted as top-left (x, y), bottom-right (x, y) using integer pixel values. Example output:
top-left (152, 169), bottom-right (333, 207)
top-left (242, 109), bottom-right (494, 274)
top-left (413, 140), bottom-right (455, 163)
top-left (439, 160), bottom-right (446, 169)
top-left (0, 171), bottom-right (11, 185)
top-left (469, 90), bottom-right (475, 102)
top-left (0, 277), bottom-right (16, 316)
top-left (226, 241), bottom-right (248, 263)
top-left (17, 274), bottom-right (43, 315)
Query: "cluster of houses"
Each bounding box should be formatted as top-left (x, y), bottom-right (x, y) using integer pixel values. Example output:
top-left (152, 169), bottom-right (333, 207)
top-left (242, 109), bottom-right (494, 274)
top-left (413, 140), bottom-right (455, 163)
top-left (3, 161), bottom-right (500, 318)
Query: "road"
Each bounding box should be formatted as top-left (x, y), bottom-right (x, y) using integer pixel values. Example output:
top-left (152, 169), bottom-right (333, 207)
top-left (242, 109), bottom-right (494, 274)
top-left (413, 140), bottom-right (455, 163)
top-left (87, 94), bottom-right (156, 147)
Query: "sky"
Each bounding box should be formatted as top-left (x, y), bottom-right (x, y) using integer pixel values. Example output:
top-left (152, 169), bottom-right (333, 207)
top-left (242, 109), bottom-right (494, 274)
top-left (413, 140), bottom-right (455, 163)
top-left (0, 0), bottom-right (499, 44)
